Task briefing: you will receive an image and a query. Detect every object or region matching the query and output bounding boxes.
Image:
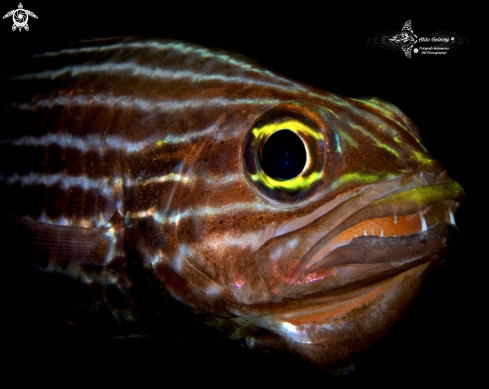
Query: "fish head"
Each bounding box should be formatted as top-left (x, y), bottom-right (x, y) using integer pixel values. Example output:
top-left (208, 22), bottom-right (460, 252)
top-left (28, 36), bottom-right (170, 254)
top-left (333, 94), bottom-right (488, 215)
top-left (120, 50), bottom-right (465, 370)
top-left (128, 93), bottom-right (464, 369)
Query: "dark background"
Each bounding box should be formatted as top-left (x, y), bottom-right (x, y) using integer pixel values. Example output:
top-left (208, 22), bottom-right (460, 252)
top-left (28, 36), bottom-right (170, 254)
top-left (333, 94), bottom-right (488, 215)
top-left (1, 2), bottom-right (482, 386)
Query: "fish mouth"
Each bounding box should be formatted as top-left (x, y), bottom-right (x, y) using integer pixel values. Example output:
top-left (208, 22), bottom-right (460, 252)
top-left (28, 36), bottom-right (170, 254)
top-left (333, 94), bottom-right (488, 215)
top-left (249, 212), bottom-right (462, 318)
top-left (294, 201), bottom-right (462, 292)
top-left (229, 202), bottom-right (463, 370)
top-left (235, 204), bottom-right (463, 344)
top-left (251, 173), bottom-right (465, 320)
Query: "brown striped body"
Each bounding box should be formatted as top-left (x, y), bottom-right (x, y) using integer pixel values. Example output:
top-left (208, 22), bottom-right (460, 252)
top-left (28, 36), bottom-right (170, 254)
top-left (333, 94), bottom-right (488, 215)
top-left (0, 37), bottom-right (465, 372)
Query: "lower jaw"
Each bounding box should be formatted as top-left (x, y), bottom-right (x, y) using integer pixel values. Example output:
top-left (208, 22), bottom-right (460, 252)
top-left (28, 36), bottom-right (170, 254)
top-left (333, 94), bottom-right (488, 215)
top-left (277, 262), bottom-right (431, 329)
top-left (228, 259), bottom-right (437, 371)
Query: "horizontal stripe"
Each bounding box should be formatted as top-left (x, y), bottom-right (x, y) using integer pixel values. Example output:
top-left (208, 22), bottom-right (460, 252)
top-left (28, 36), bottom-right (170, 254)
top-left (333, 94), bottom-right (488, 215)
top-left (0, 172), bottom-right (118, 197)
top-left (203, 230), bottom-right (269, 251)
top-left (127, 202), bottom-right (283, 225)
top-left (2, 132), bottom-right (153, 154)
top-left (8, 93), bottom-right (280, 113)
top-left (25, 210), bottom-right (112, 229)
top-left (10, 61), bottom-right (301, 93)
top-left (6, 94), bottom-right (280, 145)
top-left (33, 40), bottom-right (295, 86)
top-left (1, 165), bottom-right (241, 191)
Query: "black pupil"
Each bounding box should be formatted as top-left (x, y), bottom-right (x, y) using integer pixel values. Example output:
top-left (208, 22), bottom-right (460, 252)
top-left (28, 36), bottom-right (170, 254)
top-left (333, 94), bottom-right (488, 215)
top-left (261, 130), bottom-right (306, 180)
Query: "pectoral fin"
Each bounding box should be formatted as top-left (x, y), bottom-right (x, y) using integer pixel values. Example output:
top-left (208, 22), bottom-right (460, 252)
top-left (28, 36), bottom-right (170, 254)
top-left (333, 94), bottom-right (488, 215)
top-left (3, 215), bottom-right (114, 266)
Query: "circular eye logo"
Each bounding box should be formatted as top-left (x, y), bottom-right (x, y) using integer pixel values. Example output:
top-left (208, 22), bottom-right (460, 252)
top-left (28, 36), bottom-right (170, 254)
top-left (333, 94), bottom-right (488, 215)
top-left (2, 3), bottom-right (38, 32)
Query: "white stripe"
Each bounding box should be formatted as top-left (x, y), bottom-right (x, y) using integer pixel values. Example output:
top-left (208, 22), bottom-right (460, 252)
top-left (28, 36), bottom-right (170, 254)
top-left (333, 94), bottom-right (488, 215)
top-left (4, 131), bottom-right (153, 154)
top-left (7, 93), bottom-right (279, 145)
top-left (27, 210), bottom-right (111, 229)
top-left (203, 173), bottom-right (240, 186)
top-left (6, 94), bottom-right (280, 152)
top-left (138, 173), bottom-right (191, 186)
top-left (205, 230), bottom-right (269, 251)
top-left (34, 41), bottom-right (296, 88)
top-left (350, 123), bottom-right (400, 158)
top-left (128, 201), bottom-right (280, 225)
top-left (103, 226), bottom-right (120, 265)
top-left (34, 41), bottom-right (165, 57)
top-left (1, 170), bottom-right (210, 192)
top-left (0, 172), bottom-right (118, 198)
top-left (11, 60), bottom-right (302, 93)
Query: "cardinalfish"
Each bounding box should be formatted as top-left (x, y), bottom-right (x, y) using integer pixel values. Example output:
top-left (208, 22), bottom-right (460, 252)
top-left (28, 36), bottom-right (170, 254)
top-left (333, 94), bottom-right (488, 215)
top-left (0, 37), bottom-right (465, 372)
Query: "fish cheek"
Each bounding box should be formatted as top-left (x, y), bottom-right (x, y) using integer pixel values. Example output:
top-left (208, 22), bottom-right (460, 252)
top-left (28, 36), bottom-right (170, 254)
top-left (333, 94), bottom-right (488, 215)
top-left (174, 189), bottom-right (272, 305)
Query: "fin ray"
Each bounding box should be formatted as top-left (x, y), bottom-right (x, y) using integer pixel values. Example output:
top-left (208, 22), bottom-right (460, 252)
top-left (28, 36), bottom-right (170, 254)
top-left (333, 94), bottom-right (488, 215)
top-left (3, 215), bottom-right (111, 266)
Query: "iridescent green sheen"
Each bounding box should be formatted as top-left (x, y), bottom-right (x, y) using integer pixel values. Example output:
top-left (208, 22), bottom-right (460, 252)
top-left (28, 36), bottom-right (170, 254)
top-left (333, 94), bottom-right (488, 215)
top-left (372, 182), bottom-right (466, 209)
top-left (411, 150), bottom-right (435, 166)
top-left (350, 123), bottom-right (400, 158)
top-left (338, 130), bottom-right (359, 148)
top-left (331, 172), bottom-right (396, 190)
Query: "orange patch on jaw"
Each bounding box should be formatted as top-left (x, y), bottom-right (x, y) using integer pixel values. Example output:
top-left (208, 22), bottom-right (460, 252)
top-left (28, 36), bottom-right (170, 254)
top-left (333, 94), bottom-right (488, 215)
top-left (283, 285), bottom-right (383, 326)
top-left (332, 214), bottom-right (422, 244)
top-left (306, 213), bottom-right (425, 270)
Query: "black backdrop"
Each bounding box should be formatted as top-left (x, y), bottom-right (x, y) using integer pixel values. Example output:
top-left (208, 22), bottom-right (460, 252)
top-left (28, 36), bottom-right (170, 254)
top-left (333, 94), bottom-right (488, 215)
top-left (1, 2), bottom-right (482, 386)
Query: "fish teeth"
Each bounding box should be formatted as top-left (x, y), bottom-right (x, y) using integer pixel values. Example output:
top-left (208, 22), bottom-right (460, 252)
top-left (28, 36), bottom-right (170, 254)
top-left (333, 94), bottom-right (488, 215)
top-left (419, 211), bottom-right (427, 232)
top-left (394, 215), bottom-right (397, 224)
top-left (364, 229), bottom-right (367, 236)
top-left (449, 208), bottom-right (456, 225)
top-left (380, 229), bottom-right (384, 237)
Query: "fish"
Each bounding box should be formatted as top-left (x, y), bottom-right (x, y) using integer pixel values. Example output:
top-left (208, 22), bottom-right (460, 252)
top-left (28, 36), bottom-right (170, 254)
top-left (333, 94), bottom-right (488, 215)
top-left (0, 36), bottom-right (465, 373)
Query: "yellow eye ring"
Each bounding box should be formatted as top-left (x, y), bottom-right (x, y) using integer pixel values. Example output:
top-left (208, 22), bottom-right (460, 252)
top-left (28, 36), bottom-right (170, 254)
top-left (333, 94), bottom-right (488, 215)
top-left (242, 101), bottom-right (340, 203)
top-left (250, 120), bottom-right (323, 193)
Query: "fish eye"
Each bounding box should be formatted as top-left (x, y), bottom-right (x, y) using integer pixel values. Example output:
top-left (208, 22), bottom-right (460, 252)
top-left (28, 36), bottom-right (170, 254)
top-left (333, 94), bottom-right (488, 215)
top-left (261, 129), bottom-right (307, 180)
top-left (249, 119), bottom-right (323, 194)
top-left (242, 101), bottom-right (341, 203)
